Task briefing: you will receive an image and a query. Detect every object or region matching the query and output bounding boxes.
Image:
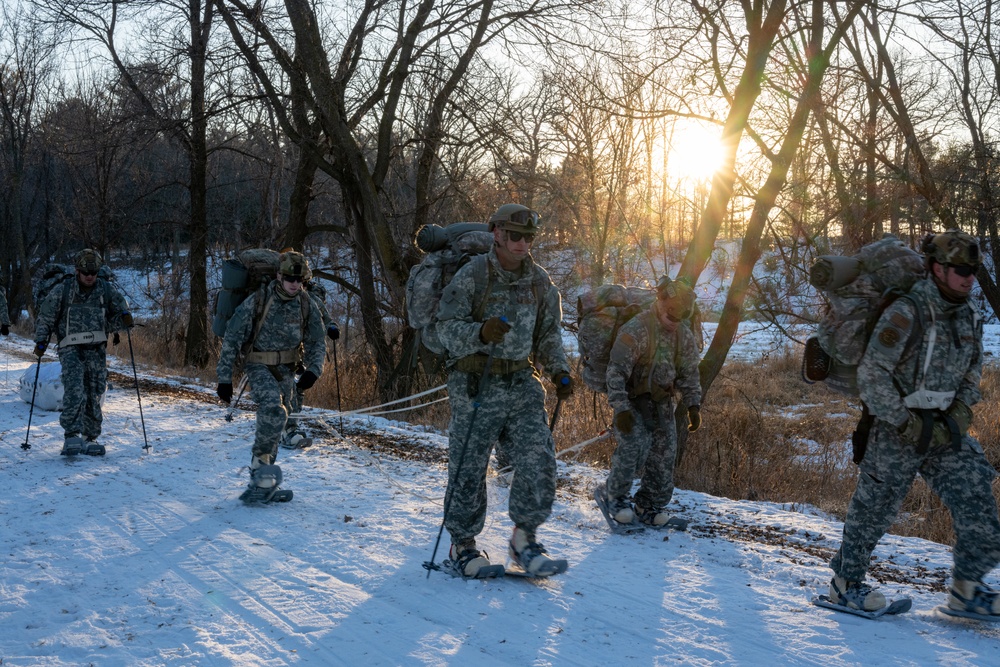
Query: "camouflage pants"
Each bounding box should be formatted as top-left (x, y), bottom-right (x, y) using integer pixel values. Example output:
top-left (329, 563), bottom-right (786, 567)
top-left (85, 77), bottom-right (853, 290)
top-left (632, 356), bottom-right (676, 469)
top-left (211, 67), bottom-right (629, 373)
top-left (607, 396), bottom-right (677, 510)
top-left (831, 418), bottom-right (1000, 582)
top-left (58, 344), bottom-right (107, 440)
top-left (245, 362), bottom-right (295, 461)
top-left (444, 368), bottom-right (556, 543)
top-left (285, 385), bottom-right (306, 433)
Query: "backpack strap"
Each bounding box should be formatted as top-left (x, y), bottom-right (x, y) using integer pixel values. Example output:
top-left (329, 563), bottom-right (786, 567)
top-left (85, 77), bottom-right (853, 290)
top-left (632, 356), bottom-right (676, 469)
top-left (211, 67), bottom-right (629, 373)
top-left (471, 254), bottom-right (494, 322)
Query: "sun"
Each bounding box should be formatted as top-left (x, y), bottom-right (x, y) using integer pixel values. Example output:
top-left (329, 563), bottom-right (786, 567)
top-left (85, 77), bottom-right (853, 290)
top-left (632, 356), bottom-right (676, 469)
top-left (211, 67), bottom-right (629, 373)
top-left (664, 120), bottom-right (725, 182)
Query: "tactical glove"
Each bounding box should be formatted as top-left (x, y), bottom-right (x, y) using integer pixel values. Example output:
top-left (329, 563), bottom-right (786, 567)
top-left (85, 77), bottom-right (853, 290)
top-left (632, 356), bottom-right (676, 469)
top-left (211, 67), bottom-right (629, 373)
top-left (614, 410), bottom-right (635, 435)
top-left (327, 323), bottom-right (340, 341)
top-left (553, 372), bottom-right (574, 398)
top-left (113, 332), bottom-right (121, 346)
top-left (33, 342), bottom-right (46, 358)
top-left (897, 411), bottom-right (923, 444)
top-left (297, 370), bottom-right (319, 390)
top-left (929, 414), bottom-right (952, 448)
top-left (688, 405), bottom-right (702, 432)
top-left (121, 312), bottom-right (134, 328)
top-left (0, 324), bottom-right (8, 336)
top-left (216, 382), bottom-right (233, 403)
top-left (479, 316), bottom-right (511, 344)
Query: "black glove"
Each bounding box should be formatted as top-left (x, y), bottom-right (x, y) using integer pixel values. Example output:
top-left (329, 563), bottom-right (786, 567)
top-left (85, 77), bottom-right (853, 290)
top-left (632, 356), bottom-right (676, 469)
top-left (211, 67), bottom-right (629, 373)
top-left (297, 370), bottom-right (318, 390)
top-left (553, 372), bottom-right (574, 398)
top-left (216, 382), bottom-right (233, 403)
top-left (33, 342), bottom-right (46, 358)
top-left (0, 324), bottom-right (8, 336)
top-left (121, 312), bottom-right (134, 328)
top-left (327, 323), bottom-right (340, 340)
top-left (688, 405), bottom-right (702, 432)
top-left (614, 410), bottom-right (635, 435)
top-left (479, 316), bottom-right (511, 344)
top-left (113, 332), bottom-right (121, 346)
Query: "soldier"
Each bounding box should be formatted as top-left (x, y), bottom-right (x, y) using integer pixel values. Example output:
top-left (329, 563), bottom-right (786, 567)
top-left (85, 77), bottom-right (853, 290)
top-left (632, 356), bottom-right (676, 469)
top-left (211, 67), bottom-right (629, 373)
top-left (599, 275), bottom-right (702, 529)
top-left (216, 251), bottom-right (325, 503)
top-left (435, 203), bottom-right (574, 577)
top-left (828, 229), bottom-right (1000, 618)
top-left (0, 284), bottom-right (10, 335)
top-left (282, 273), bottom-right (339, 449)
top-left (33, 249), bottom-right (132, 455)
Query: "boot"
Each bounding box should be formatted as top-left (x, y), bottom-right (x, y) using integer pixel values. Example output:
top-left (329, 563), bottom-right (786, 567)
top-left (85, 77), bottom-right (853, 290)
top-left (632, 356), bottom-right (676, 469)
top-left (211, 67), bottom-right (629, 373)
top-left (449, 539), bottom-right (491, 578)
top-left (829, 576), bottom-right (886, 612)
top-left (607, 497), bottom-right (635, 524)
top-left (634, 505), bottom-right (670, 527)
top-left (61, 436), bottom-right (84, 456)
top-left (949, 580), bottom-right (1000, 616)
top-left (250, 454), bottom-right (278, 489)
top-left (83, 437), bottom-right (105, 456)
top-left (509, 526), bottom-right (562, 576)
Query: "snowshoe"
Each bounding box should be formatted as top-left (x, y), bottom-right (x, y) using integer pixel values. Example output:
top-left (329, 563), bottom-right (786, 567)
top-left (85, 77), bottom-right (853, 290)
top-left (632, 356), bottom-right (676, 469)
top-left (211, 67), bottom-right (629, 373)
top-left (812, 594), bottom-right (912, 619)
top-left (635, 505), bottom-right (689, 531)
top-left (593, 485), bottom-right (644, 534)
top-left (280, 429), bottom-right (313, 450)
top-left (507, 527), bottom-right (568, 577)
top-left (938, 581), bottom-right (1000, 622)
top-left (239, 463), bottom-right (293, 504)
top-left (83, 440), bottom-right (106, 456)
top-left (61, 436), bottom-right (84, 456)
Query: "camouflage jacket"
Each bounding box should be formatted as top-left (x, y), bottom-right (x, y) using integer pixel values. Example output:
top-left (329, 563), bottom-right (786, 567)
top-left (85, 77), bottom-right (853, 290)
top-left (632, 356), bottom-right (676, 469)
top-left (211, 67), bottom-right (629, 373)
top-left (606, 307), bottom-right (701, 415)
top-left (34, 277), bottom-right (129, 346)
top-left (436, 247), bottom-right (570, 379)
top-left (858, 277), bottom-right (982, 427)
top-left (216, 280), bottom-right (325, 383)
top-left (305, 283), bottom-right (333, 328)
top-left (0, 286), bottom-right (9, 326)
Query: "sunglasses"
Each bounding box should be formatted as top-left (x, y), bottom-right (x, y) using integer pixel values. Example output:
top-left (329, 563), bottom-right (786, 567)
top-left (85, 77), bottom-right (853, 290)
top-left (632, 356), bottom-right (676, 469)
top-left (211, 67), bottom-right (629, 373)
top-left (79, 270), bottom-right (98, 277)
top-left (666, 312), bottom-right (683, 323)
top-left (282, 274), bottom-right (304, 284)
top-left (951, 264), bottom-right (977, 277)
top-left (506, 230), bottom-right (535, 243)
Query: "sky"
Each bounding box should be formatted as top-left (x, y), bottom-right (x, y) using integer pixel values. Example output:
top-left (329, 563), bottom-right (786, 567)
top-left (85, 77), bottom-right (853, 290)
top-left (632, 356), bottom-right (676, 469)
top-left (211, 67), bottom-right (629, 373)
top-left (1, 327), bottom-right (1000, 667)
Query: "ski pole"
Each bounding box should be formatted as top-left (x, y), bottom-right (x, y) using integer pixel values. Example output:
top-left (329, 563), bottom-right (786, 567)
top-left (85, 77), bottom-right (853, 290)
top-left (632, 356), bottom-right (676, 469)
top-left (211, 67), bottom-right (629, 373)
top-left (125, 328), bottom-right (151, 452)
top-left (225, 374), bottom-right (249, 422)
top-left (23, 356), bottom-right (42, 451)
top-left (332, 340), bottom-right (343, 434)
top-left (424, 342), bottom-right (497, 578)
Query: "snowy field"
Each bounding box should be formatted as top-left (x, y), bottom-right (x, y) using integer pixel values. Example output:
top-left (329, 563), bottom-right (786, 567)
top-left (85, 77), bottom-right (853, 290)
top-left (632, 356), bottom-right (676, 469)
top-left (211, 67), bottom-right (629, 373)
top-left (1, 326), bottom-right (1000, 666)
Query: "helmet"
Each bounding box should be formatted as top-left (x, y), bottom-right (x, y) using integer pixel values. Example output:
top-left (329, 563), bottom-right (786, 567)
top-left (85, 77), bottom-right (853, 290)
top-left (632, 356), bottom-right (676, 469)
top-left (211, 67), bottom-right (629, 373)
top-left (656, 275), bottom-right (694, 320)
top-left (923, 229), bottom-right (980, 268)
top-left (279, 251), bottom-right (310, 279)
top-left (488, 203), bottom-right (541, 234)
top-left (75, 249), bottom-right (103, 274)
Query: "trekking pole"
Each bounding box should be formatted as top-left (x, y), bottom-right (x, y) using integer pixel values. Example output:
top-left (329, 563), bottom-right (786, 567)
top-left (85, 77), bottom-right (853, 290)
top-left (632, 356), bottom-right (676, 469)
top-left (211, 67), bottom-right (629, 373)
top-left (125, 328), bottom-right (151, 452)
top-left (225, 375), bottom-right (249, 422)
top-left (424, 342), bottom-right (497, 578)
top-left (332, 341), bottom-right (344, 434)
top-left (22, 357), bottom-right (42, 451)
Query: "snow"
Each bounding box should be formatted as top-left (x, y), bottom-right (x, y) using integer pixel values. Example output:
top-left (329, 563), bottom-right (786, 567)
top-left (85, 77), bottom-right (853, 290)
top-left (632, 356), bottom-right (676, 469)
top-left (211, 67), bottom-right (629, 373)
top-left (2, 330), bottom-right (1000, 666)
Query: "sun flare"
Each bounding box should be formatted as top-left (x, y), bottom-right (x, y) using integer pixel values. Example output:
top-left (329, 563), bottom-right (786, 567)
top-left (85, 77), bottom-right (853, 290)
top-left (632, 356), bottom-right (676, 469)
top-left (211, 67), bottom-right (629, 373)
top-left (662, 120), bottom-right (724, 182)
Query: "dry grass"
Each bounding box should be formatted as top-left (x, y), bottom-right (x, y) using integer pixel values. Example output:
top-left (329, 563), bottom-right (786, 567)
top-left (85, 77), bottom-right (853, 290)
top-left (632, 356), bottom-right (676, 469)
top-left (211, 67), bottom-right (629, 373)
top-left (101, 317), bottom-right (1000, 547)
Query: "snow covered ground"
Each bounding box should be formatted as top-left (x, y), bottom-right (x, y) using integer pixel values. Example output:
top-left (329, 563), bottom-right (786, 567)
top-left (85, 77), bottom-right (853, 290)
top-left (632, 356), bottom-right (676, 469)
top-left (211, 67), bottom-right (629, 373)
top-left (1, 330), bottom-right (1000, 666)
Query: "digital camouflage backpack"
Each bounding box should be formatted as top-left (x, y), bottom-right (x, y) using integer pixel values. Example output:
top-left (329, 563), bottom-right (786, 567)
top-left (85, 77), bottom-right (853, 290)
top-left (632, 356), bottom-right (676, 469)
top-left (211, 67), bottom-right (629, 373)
top-left (212, 248), bottom-right (281, 337)
top-left (577, 280), bottom-right (702, 394)
top-left (802, 233), bottom-right (926, 396)
top-left (405, 222), bottom-right (494, 357)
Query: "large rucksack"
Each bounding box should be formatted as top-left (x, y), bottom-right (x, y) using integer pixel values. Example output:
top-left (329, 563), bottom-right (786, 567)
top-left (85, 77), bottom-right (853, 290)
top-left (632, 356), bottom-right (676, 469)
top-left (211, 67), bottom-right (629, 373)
top-left (576, 284), bottom-right (702, 393)
top-left (405, 222), bottom-right (493, 356)
top-left (34, 263), bottom-right (115, 316)
top-left (212, 248), bottom-right (281, 337)
top-left (802, 234), bottom-right (926, 396)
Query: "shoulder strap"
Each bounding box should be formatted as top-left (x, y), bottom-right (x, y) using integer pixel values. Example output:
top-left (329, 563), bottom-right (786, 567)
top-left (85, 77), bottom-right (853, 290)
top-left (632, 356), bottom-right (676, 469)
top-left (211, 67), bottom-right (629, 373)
top-left (243, 287), bottom-right (273, 354)
top-left (471, 255), bottom-right (494, 322)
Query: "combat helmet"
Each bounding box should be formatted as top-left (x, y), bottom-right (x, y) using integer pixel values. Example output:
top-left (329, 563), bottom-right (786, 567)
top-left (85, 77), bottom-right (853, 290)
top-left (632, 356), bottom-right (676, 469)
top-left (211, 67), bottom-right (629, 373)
top-left (488, 203), bottom-right (541, 234)
top-left (279, 250), bottom-right (310, 280)
top-left (656, 275), bottom-right (694, 321)
top-left (75, 249), bottom-right (103, 274)
top-left (922, 228), bottom-right (980, 270)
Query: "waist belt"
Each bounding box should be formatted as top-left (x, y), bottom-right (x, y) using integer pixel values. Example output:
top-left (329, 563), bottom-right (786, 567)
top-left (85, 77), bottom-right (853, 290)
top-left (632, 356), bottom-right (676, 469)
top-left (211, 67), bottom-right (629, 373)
top-left (59, 331), bottom-right (108, 347)
top-left (245, 348), bottom-right (300, 366)
top-left (903, 389), bottom-right (955, 411)
top-left (454, 354), bottom-right (532, 377)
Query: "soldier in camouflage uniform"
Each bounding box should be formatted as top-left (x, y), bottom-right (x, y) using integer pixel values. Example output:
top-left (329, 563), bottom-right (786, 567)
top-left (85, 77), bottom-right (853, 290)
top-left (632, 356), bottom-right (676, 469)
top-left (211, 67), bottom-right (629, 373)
top-left (33, 249), bottom-right (132, 455)
top-left (282, 273), bottom-right (340, 449)
top-left (435, 203), bottom-right (574, 577)
top-left (603, 275), bottom-right (702, 528)
top-left (829, 229), bottom-right (1000, 617)
top-left (216, 251), bottom-right (325, 499)
top-left (0, 284), bottom-right (10, 335)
